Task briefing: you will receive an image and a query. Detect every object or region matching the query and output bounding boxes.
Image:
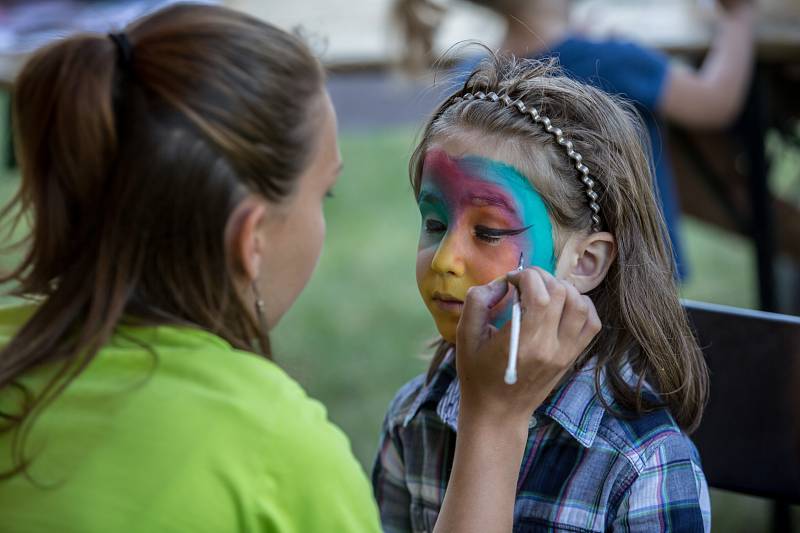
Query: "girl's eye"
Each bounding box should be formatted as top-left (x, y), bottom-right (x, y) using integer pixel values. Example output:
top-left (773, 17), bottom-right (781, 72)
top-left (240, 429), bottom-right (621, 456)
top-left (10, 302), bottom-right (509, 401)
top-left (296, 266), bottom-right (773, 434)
top-left (424, 219), bottom-right (446, 234)
top-left (474, 224), bottom-right (533, 245)
top-left (474, 226), bottom-right (503, 245)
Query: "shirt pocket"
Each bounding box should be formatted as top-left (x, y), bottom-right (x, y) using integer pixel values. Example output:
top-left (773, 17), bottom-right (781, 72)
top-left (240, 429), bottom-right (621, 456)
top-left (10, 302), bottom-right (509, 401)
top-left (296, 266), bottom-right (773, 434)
top-left (410, 500), bottom-right (440, 533)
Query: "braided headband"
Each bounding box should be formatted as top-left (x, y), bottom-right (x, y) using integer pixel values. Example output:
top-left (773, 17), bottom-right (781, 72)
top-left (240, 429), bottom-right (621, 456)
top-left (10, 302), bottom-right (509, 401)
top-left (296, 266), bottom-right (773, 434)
top-left (457, 91), bottom-right (601, 232)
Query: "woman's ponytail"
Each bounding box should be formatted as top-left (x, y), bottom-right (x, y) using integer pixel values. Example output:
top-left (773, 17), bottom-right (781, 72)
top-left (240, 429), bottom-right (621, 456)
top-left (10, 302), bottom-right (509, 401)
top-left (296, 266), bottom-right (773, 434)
top-left (8, 35), bottom-right (120, 291)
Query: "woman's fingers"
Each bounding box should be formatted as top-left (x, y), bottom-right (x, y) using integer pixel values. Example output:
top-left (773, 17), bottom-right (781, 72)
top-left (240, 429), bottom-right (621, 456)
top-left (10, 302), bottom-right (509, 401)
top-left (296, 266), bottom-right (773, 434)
top-left (457, 277), bottom-right (509, 346)
top-left (558, 283), bottom-right (589, 340)
top-left (507, 268), bottom-right (601, 368)
top-left (535, 268), bottom-right (568, 339)
top-left (506, 268), bottom-right (548, 314)
top-left (507, 268), bottom-right (571, 345)
top-left (576, 295), bottom-right (602, 348)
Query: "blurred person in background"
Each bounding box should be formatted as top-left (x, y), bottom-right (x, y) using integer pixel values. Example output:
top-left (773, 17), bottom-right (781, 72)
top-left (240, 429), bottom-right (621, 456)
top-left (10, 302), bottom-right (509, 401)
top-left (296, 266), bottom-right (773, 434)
top-left (395, 0), bottom-right (756, 279)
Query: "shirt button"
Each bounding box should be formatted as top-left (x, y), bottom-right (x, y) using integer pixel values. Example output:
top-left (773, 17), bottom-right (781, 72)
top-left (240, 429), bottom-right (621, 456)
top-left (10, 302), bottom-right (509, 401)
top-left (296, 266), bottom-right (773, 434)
top-left (529, 416), bottom-right (537, 429)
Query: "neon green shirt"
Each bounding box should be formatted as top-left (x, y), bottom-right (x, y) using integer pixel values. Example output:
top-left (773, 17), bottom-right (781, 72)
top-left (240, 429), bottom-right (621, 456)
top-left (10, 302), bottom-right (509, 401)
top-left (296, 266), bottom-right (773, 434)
top-left (0, 304), bottom-right (381, 532)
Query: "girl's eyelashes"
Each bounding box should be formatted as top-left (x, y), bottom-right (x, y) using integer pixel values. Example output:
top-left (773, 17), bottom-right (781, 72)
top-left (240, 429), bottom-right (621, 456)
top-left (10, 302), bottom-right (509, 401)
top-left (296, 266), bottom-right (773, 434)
top-left (424, 219), bottom-right (446, 234)
top-left (474, 224), bottom-right (533, 244)
top-left (325, 189), bottom-right (335, 199)
top-left (422, 218), bottom-right (532, 243)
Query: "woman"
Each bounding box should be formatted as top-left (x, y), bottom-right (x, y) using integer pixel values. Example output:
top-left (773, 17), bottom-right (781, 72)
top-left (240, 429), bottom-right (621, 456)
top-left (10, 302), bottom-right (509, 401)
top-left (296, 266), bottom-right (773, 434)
top-left (0, 4), bottom-right (598, 532)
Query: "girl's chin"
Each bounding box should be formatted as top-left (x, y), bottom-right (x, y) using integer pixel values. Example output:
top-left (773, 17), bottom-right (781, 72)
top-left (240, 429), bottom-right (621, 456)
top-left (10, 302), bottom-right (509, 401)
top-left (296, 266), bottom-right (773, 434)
top-left (430, 306), bottom-right (509, 344)
top-left (432, 319), bottom-right (458, 344)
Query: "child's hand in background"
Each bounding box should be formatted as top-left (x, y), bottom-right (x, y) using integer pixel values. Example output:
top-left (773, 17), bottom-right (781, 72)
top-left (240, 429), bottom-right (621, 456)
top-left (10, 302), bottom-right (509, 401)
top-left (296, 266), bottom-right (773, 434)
top-left (717, 0), bottom-right (756, 15)
top-left (455, 267), bottom-right (601, 430)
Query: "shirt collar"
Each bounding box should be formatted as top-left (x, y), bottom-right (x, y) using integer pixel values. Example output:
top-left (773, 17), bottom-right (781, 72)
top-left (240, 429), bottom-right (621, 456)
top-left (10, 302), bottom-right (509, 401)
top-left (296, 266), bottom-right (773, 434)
top-left (402, 348), bottom-right (457, 428)
top-left (403, 349), bottom-right (618, 449)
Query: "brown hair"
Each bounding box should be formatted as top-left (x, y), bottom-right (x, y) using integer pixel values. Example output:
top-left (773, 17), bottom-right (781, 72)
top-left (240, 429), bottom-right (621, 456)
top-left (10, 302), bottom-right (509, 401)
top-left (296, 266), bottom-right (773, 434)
top-left (415, 55), bottom-right (708, 432)
top-left (0, 4), bottom-right (324, 477)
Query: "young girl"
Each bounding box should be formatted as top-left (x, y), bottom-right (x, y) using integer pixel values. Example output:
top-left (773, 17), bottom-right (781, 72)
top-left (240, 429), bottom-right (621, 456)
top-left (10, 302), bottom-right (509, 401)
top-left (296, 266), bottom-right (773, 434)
top-left (373, 56), bottom-right (711, 532)
top-left (394, 0), bottom-right (756, 279)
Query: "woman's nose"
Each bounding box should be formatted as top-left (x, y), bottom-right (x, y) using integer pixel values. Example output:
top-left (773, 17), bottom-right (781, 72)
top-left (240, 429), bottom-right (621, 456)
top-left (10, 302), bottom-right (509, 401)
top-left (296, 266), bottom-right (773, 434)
top-left (430, 231), bottom-right (466, 277)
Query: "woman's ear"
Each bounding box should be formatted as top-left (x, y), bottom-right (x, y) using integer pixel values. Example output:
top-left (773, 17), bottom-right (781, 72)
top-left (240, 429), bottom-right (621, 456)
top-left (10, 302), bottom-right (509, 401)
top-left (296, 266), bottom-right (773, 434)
top-left (225, 196), bottom-right (267, 282)
top-left (556, 231), bottom-right (616, 293)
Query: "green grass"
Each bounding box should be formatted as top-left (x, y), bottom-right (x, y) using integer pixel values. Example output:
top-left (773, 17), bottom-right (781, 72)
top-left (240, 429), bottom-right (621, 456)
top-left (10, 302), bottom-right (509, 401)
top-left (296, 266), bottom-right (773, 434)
top-left (1, 89), bottom-right (797, 528)
top-left (271, 129), bottom-right (435, 466)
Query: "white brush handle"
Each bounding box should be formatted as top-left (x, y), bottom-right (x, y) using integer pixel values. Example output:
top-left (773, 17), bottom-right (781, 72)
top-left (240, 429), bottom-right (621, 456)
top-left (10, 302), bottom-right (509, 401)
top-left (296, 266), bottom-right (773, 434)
top-left (504, 299), bottom-right (521, 385)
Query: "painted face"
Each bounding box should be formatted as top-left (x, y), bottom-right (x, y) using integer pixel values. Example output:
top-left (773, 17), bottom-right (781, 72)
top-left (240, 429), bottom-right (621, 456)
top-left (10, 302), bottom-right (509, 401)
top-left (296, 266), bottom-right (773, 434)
top-left (416, 148), bottom-right (555, 343)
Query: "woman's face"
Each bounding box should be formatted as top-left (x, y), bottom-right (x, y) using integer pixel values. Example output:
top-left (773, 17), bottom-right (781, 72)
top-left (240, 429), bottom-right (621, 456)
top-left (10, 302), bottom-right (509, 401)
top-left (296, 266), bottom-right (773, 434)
top-left (256, 91), bottom-right (342, 328)
top-left (416, 138), bottom-right (555, 343)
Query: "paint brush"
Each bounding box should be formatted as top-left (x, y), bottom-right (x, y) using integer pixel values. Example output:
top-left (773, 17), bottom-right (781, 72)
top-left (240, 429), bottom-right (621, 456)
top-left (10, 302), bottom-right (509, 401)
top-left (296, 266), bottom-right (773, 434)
top-left (504, 253), bottom-right (524, 385)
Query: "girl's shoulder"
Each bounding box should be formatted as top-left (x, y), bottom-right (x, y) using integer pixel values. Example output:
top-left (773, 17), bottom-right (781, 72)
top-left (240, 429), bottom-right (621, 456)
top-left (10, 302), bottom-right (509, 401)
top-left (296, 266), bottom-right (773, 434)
top-left (381, 373), bottom-right (428, 431)
top-left (596, 396), bottom-right (702, 474)
top-left (541, 360), bottom-right (701, 474)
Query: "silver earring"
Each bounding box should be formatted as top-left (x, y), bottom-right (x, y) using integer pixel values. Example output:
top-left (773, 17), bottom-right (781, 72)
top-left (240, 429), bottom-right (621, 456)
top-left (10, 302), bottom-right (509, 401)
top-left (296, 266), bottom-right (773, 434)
top-left (252, 281), bottom-right (268, 334)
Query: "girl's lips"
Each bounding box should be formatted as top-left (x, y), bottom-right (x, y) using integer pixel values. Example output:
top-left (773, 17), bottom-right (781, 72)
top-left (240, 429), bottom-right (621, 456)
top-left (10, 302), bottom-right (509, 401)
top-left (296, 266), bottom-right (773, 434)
top-left (432, 292), bottom-right (464, 313)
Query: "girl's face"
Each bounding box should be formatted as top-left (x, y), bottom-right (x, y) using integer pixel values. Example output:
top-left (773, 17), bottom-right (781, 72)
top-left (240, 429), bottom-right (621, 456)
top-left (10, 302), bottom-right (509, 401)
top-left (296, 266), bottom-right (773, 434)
top-left (416, 142), bottom-right (556, 343)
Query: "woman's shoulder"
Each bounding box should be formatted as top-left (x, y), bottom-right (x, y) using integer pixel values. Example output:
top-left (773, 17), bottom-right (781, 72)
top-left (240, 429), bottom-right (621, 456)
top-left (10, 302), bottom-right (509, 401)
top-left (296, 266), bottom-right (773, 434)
top-left (102, 324), bottom-right (379, 527)
top-left (1, 319), bottom-right (381, 531)
top-left (168, 336), bottom-right (383, 531)
top-left (106, 324), bottom-right (342, 440)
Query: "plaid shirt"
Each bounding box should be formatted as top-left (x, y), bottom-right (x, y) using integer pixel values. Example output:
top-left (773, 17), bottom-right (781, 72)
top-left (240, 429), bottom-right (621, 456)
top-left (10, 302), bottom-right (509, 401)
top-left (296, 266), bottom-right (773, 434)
top-left (373, 351), bottom-right (710, 532)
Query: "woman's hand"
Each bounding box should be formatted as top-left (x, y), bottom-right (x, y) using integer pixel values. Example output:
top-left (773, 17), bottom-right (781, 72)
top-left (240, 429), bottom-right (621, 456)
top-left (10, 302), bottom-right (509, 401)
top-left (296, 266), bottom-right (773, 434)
top-left (456, 267), bottom-right (601, 429)
top-left (432, 268), bottom-right (601, 533)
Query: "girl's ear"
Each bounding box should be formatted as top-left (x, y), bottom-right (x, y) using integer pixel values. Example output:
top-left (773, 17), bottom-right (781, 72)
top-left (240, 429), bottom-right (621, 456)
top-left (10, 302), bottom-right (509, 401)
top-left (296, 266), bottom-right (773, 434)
top-left (225, 196), bottom-right (267, 283)
top-left (556, 231), bottom-right (616, 293)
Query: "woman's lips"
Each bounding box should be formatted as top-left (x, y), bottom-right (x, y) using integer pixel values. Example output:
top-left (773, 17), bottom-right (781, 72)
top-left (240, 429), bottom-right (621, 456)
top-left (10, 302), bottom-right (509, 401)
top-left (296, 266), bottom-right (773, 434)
top-left (432, 292), bottom-right (464, 313)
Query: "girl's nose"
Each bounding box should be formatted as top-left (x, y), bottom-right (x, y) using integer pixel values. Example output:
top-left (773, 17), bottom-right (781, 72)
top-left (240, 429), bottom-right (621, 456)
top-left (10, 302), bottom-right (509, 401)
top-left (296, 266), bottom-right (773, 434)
top-left (431, 231), bottom-right (466, 277)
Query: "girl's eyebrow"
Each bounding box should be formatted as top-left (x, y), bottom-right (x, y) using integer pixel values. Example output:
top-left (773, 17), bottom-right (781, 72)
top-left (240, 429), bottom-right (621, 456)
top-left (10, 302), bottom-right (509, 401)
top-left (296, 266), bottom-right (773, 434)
top-left (469, 194), bottom-right (517, 215)
top-left (417, 190), bottom-right (443, 205)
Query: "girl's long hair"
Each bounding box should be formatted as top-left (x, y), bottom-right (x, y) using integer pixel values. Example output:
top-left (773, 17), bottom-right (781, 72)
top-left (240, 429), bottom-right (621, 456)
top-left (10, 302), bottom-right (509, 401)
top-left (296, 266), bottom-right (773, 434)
top-left (415, 55), bottom-right (708, 433)
top-left (0, 4), bottom-right (324, 477)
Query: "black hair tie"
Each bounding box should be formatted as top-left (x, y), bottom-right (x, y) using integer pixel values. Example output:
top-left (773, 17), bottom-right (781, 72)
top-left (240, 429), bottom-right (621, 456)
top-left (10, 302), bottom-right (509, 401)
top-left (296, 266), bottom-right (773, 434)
top-left (108, 32), bottom-right (133, 69)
